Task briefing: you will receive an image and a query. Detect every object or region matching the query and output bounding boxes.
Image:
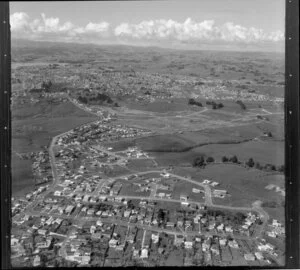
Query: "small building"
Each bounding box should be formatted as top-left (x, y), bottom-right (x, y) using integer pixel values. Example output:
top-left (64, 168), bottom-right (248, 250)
top-left (255, 252), bottom-right (264, 260)
top-left (140, 248), bottom-right (149, 258)
top-left (228, 240), bottom-right (239, 249)
top-left (180, 195), bottom-right (188, 201)
top-left (109, 239), bottom-right (119, 248)
top-left (151, 233), bottom-right (159, 244)
top-left (54, 190), bottom-right (62, 196)
top-left (244, 253), bottom-right (255, 261)
top-left (219, 238), bottom-right (227, 246)
top-left (65, 205), bottom-right (75, 215)
top-left (213, 189), bottom-right (227, 196)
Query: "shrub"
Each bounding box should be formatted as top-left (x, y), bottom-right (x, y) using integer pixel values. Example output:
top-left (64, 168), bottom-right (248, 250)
top-left (222, 156), bottom-right (228, 162)
top-left (229, 155), bottom-right (238, 163)
top-left (236, 100), bottom-right (246, 110)
top-left (206, 157), bottom-right (215, 163)
top-left (193, 156), bottom-right (205, 167)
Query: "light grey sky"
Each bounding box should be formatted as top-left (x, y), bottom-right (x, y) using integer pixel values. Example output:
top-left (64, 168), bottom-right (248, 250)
top-left (10, 1), bottom-right (285, 52)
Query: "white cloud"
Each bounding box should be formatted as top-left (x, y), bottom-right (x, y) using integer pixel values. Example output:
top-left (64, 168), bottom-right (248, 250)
top-left (10, 12), bottom-right (284, 50)
top-left (10, 12), bottom-right (30, 32)
top-left (114, 18), bottom-right (284, 44)
top-left (10, 12), bottom-right (110, 41)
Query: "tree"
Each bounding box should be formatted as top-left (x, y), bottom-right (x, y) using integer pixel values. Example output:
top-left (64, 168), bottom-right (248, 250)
top-left (222, 156), bottom-right (228, 162)
top-left (212, 104), bottom-right (217, 110)
top-left (277, 165), bottom-right (285, 172)
top-left (255, 162), bottom-right (262, 170)
top-left (217, 103), bottom-right (224, 109)
top-left (188, 98), bottom-right (202, 107)
top-left (229, 155), bottom-right (238, 163)
top-left (157, 209), bottom-right (165, 221)
top-left (246, 158), bottom-right (255, 168)
top-left (78, 95), bottom-right (88, 104)
top-left (206, 157), bottom-right (214, 163)
top-left (193, 156), bottom-right (205, 167)
top-left (41, 80), bottom-right (52, 92)
top-left (188, 98), bottom-right (195, 105)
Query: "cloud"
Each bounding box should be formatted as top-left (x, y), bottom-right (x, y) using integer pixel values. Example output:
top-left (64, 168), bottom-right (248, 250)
top-left (10, 12), bottom-right (110, 42)
top-left (10, 12), bottom-right (30, 32)
top-left (114, 18), bottom-right (284, 44)
top-left (10, 12), bottom-right (284, 50)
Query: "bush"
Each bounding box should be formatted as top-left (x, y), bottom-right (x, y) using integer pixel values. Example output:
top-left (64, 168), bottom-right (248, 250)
top-left (206, 157), bottom-right (215, 163)
top-left (246, 158), bottom-right (255, 168)
top-left (229, 155), bottom-right (238, 163)
top-left (255, 162), bottom-right (262, 170)
top-left (222, 156), bottom-right (228, 162)
top-left (277, 165), bottom-right (285, 172)
top-left (41, 80), bottom-right (52, 92)
top-left (236, 100), bottom-right (246, 110)
top-left (188, 98), bottom-right (202, 107)
top-left (193, 156), bottom-right (205, 167)
top-left (78, 95), bottom-right (88, 104)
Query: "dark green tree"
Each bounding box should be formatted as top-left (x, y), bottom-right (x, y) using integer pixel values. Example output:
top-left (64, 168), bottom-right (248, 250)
top-left (229, 155), bottom-right (238, 163)
top-left (246, 158), bottom-right (255, 167)
top-left (193, 156), bottom-right (205, 167)
top-left (222, 156), bottom-right (228, 162)
top-left (206, 157), bottom-right (215, 163)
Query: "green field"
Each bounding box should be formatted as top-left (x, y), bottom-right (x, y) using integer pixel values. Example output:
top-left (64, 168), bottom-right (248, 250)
top-left (11, 153), bottom-right (35, 197)
top-left (193, 139), bottom-right (284, 165)
top-left (172, 164), bottom-right (284, 208)
top-left (12, 98), bottom-right (97, 196)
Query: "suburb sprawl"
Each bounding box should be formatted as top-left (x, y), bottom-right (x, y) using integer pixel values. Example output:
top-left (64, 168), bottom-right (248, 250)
top-left (11, 41), bottom-right (285, 267)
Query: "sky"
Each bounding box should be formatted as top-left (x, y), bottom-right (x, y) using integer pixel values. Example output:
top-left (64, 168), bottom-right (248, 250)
top-left (10, 0), bottom-right (285, 52)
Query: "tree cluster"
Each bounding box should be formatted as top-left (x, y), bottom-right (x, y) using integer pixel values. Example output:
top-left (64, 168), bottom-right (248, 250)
top-left (78, 92), bottom-right (114, 105)
top-left (206, 100), bottom-right (224, 109)
top-left (222, 155), bottom-right (284, 172)
top-left (41, 80), bottom-right (53, 92)
top-left (222, 155), bottom-right (239, 163)
top-left (192, 155), bottom-right (215, 167)
top-left (188, 98), bottom-right (202, 107)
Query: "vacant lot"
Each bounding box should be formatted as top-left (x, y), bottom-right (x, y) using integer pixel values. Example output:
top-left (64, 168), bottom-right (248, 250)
top-left (136, 134), bottom-right (194, 152)
top-left (172, 164), bottom-right (284, 208)
top-left (12, 154), bottom-right (35, 197)
top-left (126, 159), bottom-right (157, 172)
top-left (171, 181), bottom-right (205, 202)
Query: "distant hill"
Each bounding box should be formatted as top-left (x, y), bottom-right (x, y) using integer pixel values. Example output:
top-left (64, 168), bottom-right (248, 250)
top-left (11, 38), bottom-right (284, 84)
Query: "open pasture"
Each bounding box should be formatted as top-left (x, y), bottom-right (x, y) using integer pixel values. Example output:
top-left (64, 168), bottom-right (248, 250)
top-left (200, 164), bottom-right (285, 207)
top-left (172, 164), bottom-right (284, 208)
top-left (171, 181), bottom-right (205, 202)
top-left (193, 139), bottom-right (284, 165)
top-left (12, 154), bottom-right (35, 197)
top-left (125, 98), bottom-right (192, 113)
top-left (126, 159), bottom-right (157, 172)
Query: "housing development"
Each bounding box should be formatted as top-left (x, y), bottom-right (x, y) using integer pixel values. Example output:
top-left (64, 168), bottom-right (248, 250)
top-left (11, 39), bottom-right (285, 267)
